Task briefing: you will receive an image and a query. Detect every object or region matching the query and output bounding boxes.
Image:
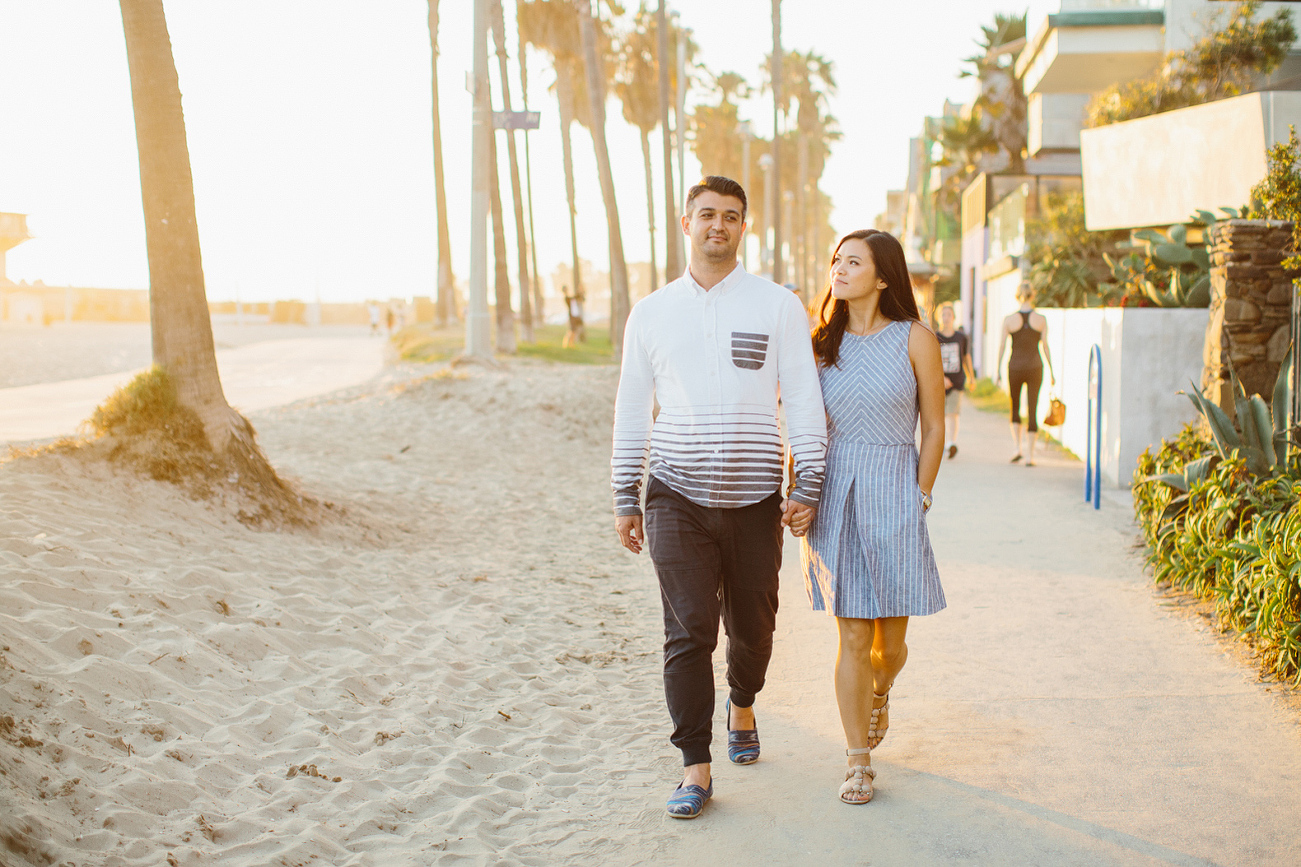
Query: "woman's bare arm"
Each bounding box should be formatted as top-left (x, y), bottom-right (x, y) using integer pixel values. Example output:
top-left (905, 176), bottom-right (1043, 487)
top-left (909, 322), bottom-right (946, 497)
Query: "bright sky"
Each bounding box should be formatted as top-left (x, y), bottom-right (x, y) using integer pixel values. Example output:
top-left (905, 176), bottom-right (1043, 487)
top-left (0, 0), bottom-right (1063, 303)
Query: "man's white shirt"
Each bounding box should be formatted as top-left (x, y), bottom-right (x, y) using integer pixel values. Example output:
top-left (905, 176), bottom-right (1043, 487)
top-left (611, 263), bottom-right (827, 517)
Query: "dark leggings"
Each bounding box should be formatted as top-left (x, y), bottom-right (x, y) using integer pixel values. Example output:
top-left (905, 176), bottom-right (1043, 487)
top-left (1009, 366), bottom-right (1043, 432)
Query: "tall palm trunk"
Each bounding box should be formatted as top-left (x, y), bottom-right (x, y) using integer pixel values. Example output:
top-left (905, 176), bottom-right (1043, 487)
top-left (656, 0), bottom-right (678, 279)
top-left (640, 130), bottom-right (657, 292)
top-left (556, 65), bottom-right (584, 326)
top-left (575, 0), bottom-right (630, 354)
top-left (491, 0), bottom-right (533, 342)
top-left (428, 0), bottom-right (456, 326)
top-left (488, 122), bottom-right (516, 353)
top-left (769, 0), bottom-right (783, 285)
top-left (797, 132), bottom-right (809, 300)
top-left (518, 15), bottom-right (545, 326)
top-left (118, 0), bottom-right (232, 448)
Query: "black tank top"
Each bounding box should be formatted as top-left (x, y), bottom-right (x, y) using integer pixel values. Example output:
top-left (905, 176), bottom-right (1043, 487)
top-left (1009, 311), bottom-right (1043, 372)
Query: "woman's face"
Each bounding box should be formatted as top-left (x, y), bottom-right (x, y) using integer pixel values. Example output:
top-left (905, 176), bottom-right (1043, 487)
top-left (829, 238), bottom-right (885, 302)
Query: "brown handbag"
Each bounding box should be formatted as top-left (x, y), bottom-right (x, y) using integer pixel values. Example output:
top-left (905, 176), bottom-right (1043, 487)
top-left (1043, 395), bottom-right (1066, 427)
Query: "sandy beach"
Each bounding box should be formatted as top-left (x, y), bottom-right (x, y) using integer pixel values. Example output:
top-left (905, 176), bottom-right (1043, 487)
top-left (2, 355), bottom-right (1301, 866)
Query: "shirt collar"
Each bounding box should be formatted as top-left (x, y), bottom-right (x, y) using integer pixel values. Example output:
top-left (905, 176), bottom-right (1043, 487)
top-left (683, 261), bottom-right (746, 297)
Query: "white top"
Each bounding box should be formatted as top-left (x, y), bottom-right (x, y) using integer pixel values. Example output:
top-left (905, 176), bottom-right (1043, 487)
top-left (611, 263), bottom-right (827, 517)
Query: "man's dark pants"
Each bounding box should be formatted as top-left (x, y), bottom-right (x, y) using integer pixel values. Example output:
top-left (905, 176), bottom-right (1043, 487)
top-left (643, 475), bottom-right (784, 767)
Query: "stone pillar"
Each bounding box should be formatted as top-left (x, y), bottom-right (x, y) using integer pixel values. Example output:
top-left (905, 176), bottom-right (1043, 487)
top-left (1204, 220), bottom-right (1295, 417)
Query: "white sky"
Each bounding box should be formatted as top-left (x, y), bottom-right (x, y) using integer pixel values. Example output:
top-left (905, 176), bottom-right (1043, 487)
top-left (0, 0), bottom-right (1062, 303)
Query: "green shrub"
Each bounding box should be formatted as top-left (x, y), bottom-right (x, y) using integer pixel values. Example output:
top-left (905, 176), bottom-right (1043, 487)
top-left (1134, 425), bottom-right (1301, 683)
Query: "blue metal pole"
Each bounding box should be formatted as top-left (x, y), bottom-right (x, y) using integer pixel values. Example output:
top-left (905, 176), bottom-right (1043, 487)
top-left (1087, 344), bottom-right (1102, 510)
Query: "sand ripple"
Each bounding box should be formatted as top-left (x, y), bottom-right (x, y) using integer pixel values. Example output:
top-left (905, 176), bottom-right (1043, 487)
top-left (0, 361), bottom-right (678, 865)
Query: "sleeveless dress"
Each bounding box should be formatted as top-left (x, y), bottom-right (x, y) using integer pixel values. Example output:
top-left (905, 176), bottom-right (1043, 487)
top-left (800, 320), bottom-right (945, 619)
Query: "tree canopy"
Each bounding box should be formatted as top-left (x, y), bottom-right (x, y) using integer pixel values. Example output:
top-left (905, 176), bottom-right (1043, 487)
top-left (1087, 1), bottom-right (1296, 128)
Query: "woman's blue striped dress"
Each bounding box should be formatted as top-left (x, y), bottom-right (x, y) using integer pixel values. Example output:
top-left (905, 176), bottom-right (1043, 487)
top-left (800, 320), bottom-right (945, 619)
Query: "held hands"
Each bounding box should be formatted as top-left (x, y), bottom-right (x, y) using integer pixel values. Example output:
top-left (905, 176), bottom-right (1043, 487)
top-left (615, 515), bottom-right (644, 554)
top-left (781, 499), bottom-right (817, 537)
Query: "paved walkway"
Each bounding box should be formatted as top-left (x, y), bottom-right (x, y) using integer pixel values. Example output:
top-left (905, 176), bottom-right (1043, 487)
top-left (674, 398), bottom-right (1301, 865)
top-left (0, 336), bottom-right (387, 443)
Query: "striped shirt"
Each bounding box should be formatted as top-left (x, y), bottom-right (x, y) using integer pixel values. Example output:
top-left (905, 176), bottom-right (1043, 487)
top-left (611, 263), bottom-right (827, 517)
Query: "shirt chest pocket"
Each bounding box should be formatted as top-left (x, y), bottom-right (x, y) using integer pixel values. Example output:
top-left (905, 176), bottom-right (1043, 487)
top-left (731, 331), bottom-right (769, 370)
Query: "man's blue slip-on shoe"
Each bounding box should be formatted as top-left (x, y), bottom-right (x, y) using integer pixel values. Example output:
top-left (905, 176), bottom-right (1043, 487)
top-left (725, 698), bottom-right (760, 765)
top-left (666, 781), bottom-right (712, 819)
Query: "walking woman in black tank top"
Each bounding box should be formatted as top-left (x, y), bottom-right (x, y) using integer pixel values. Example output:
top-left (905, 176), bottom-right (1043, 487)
top-left (996, 282), bottom-right (1055, 466)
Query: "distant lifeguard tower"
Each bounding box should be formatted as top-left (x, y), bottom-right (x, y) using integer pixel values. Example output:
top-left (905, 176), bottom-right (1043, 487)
top-left (0, 212), bottom-right (36, 323)
top-left (0, 212), bottom-right (30, 284)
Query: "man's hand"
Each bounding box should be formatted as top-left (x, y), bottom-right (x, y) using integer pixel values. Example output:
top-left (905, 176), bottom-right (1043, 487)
top-left (781, 500), bottom-right (817, 538)
top-left (615, 515), bottom-right (644, 554)
top-left (943, 375), bottom-right (954, 389)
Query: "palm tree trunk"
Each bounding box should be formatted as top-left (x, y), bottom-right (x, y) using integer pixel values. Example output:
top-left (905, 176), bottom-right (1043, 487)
top-left (770, 0), bottom-right (783, 285)
top-left (641, 130), bottom-right (657, 293)
top-left (797, 132), bottom-right (809, 301)
top-left (118, 0), bottom-right (232, 448)
top-left (518, 15), bottom-right (546, 327)
top-left (576, 0), bottom-right (630, 354)
top-left (556, 64), bottom-right (584, 331)
top-left (428, 0), bottom-right (456, 326)
top-left (490, 0), bottom-right (533, 342)
top-left (488, 124), bottom-right (516, 353)
top-left (656, 0), bottom-right (678, 279)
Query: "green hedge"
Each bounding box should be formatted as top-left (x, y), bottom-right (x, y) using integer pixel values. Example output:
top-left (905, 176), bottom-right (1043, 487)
top-left (1134, 425), bottom-right (1301, 684)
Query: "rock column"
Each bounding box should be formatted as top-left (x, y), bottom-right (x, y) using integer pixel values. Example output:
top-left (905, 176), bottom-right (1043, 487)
top-left (1204, 220), bottom-right (1294, 416)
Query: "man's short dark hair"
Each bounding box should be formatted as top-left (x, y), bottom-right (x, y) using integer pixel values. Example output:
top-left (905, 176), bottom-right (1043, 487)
top-left (685, 175), bottom-right (747, 222)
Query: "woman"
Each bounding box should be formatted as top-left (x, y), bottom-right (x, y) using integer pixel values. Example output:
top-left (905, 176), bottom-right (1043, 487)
top-left (792, 229), bottom-right (946, 805)
top-left (995, 282), bottom-right (1056, 466)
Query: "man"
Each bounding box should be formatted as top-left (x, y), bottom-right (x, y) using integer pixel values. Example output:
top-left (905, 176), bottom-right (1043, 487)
top-left (611, 175), bottom-right (827, 818)
top-left (935, 302), bottom-right (974, 459)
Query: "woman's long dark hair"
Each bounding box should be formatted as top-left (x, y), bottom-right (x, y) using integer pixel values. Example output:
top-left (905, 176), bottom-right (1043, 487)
top-left (810, 229), bottom-right (921, 368)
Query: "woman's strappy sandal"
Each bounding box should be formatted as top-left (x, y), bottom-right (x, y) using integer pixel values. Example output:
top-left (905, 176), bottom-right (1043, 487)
top-left (840, 748), bottom-right (875, 804)
top-left (868, 691), bottom-right (890, 749)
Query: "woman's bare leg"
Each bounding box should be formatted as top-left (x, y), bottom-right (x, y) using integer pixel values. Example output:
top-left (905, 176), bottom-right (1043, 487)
top-left (835, 617), bottom-right (876, 764)
top-left (869, 616), bottom-right (909, 742)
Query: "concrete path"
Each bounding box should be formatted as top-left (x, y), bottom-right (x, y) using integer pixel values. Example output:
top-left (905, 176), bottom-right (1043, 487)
top-left (675, 399), bottom-right (1301, 866)
top-left (0, 337), bottom-right (386, 444)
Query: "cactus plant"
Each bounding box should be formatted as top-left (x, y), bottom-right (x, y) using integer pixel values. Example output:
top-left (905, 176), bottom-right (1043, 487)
top-left (1105, 208), bottom-right (1239, 307)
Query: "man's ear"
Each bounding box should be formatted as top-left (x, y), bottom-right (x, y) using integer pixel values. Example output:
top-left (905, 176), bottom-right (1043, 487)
top-left (680, 213), bottom-right (691, 235)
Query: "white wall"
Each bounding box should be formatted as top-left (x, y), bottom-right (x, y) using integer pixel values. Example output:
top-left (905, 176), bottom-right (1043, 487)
top-left (1081, 91), bottom-right (1301, 230)
top-left (1036, 307), bottom-right (1207, 486)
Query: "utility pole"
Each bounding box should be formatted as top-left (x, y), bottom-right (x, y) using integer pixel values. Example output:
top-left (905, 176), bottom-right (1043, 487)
top-left (770, 0), bottom-right (783, 285)
top-left (466, 0), bottom-right (493, 359)
top-left (658, 1), bottom-right (679, 279)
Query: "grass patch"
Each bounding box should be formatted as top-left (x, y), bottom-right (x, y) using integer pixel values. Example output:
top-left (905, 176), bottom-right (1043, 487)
top-left (392, 322), bottom-right (614, 365)
top-left (392, 324), bottom-right (464, 363)
top-left (968, 377), bottom-right (1010, 414)
top-left (517, 324), bottom-right (613, 365)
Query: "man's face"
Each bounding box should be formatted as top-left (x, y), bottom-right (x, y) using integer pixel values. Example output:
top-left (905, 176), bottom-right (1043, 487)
top-left (940, 307), bottom-right (955, 329)
top-left (682, 191), bottom-right (746, 263)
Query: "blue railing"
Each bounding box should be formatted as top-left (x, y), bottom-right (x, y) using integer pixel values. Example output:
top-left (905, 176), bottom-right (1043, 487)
top-left (1085, 343), bottom-right (1102, 510)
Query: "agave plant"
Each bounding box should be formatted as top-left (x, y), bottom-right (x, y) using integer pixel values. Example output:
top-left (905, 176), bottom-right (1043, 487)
top-left (1105, 208), bottom-right (1240, 308)
top-left (1181, 343), bottom-right (1294, 479)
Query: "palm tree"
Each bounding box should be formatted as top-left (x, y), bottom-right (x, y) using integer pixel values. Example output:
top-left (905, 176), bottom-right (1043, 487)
top-left (519, 0), bottom-right (588, 336)
top-left (576, 0), bottom-right (631, 353)
top-left (689, 70), bottom-right (749, 181)
top-left (427, 0), bottom-right (457, 326)
top-left (517, 7), bottom-right (546, 325)
top-left (614, 4), bottom-right (661, 292)
top-left (487, 89), bottom-right (516, 354)
top-left (962, 12), bottom-right (1028, 173)
top-left (116, 0), bottom-right (266, 465)
top-left (656, 0), bottom-right (678, 280)
top-left (491, 0), bottom-right (534, 342)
